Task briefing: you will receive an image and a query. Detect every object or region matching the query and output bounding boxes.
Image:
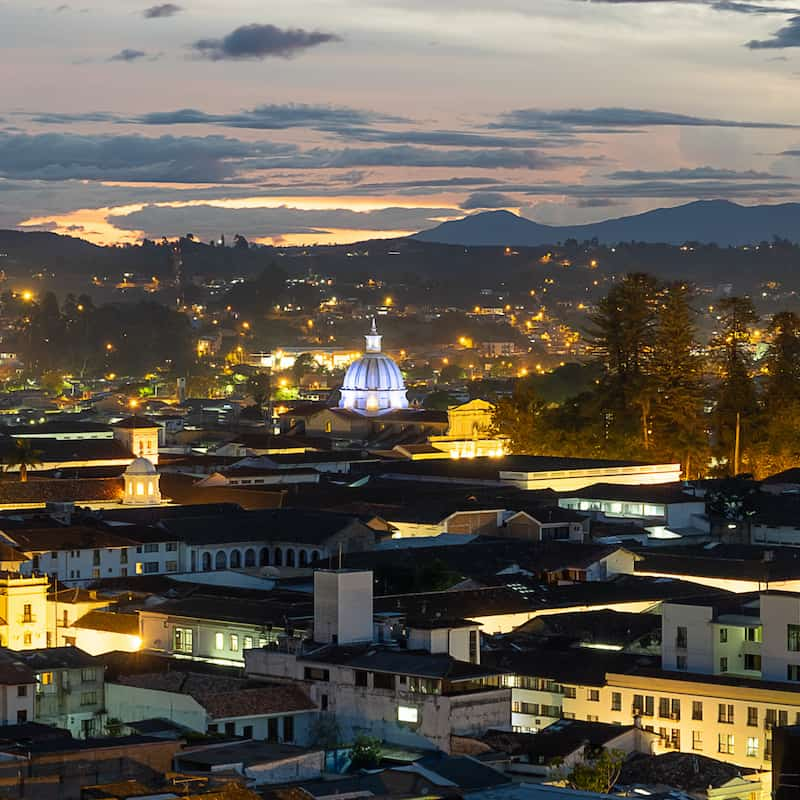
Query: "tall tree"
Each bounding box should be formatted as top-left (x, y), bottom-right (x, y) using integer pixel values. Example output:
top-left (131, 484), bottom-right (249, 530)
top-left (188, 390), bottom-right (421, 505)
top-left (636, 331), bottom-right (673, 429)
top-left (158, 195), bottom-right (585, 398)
top-left (586, 273), bottom-right (660, 452)
top-left (710, 296), bottom-right (758, 474)
top-left (491, 382), bottom-right (549, 454)
top-left (3, 440), bottom-right (42, 483)
top-left (650, 283), bottom-right (708, 478)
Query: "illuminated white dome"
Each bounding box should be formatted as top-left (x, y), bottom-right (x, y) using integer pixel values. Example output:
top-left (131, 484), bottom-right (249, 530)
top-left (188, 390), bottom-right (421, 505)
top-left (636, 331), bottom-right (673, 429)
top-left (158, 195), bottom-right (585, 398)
top-left (339, 319), bottom-right (408, 416)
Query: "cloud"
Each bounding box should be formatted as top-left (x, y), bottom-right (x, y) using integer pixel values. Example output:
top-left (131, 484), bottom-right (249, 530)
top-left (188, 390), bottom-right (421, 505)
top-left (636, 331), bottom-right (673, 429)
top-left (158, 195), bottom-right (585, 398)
top-left (330, 127), bottom-right (574, 149)
top-left (143, 3), bottom-right (181, 17)
top-left (192, 23), bottom-right (340, 60)
top-left (0, 132), bottom-right (295, 182)
top-left (109, 49), bottom-right (148, 62)
top-left (747, 15), bottom-right (800, 47)
top-left (573, 0), bottom-right (800, 11)
top-left (107, 203), bottom-right (457, 240)
top-left (459, 192), bottom-right (521, 209)
top-left (493, 107), bottom-right (799, 132)
top-left (607, 166), bottom-right (785, 179)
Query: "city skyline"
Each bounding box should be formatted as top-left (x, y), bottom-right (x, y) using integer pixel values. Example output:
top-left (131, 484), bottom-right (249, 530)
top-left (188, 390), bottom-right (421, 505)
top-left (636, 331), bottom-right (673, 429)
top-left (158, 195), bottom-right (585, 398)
top-left (5, 0), bottom-right (800, 244)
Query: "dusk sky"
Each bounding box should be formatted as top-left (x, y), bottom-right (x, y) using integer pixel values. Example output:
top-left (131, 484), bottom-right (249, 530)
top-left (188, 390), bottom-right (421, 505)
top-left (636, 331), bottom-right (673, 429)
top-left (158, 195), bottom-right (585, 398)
top-left (6, 0), bottom-right (800, 245)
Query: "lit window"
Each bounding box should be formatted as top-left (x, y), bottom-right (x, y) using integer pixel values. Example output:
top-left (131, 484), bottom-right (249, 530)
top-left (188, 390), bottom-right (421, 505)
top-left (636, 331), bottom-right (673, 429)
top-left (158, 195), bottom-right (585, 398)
top-left (398, 705), bottom-right (418, 723)
top-left (230, 634), bottom-right (239, 652)
top-left (215, 632), bottom-right (224, 650)
top-left (136, 482), bottom-right (144, 496)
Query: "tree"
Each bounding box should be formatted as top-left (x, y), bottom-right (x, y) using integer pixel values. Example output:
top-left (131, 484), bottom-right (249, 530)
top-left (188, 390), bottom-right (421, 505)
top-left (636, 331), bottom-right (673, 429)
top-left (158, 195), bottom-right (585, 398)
top-left (586, 273), bottom-right (660, 451)
top-left (3, 439), bottom-right (42, 482)
top-left (491, 381), bottom-right (548, 454)
top-left (650, 283), bottom-right (708, 477)
top-left (292, 353), bottom-right (317, 382)
top-left (763, 311), bottom-right (800, 411)
top-left (246, 372), bottom-right (271, 410)
top-left (350, 735), bottom-right (382, 770)
top-left (439, 363), bottom-right (466, 383)
top-left (40, 370), bottom-right (67, 397)
top-left (566, 747), bottom-right (626, 794)
top-left (710, 297), bottom-right (758, 474)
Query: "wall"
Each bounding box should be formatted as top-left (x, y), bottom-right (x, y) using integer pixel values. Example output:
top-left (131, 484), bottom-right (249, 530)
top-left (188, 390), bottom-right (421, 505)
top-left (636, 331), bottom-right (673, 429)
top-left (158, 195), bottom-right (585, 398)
top-left (0, 576), bottom-right (50, 650)
top-left (106, 682), bottom-right (207, 732)
top-left (245, 750), bottom-right (324, 785)
top-left (0, 683), bottom-right (35, 725)
top-left (661, 602), bottom-right (715, 673)
top-left (501, 463), bottom-right (682, 492)
top-left (761, 593), bottom-right (800, 682)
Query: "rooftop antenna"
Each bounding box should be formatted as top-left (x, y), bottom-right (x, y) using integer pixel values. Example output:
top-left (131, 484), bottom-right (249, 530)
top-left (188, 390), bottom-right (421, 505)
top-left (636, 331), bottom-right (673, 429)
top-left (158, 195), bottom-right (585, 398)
top-left (338, 543), bottom-right (343, 570)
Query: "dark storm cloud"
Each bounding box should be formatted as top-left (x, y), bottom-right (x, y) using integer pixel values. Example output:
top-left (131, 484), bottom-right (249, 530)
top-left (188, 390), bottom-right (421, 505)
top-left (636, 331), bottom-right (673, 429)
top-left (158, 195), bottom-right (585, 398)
top-left (109, 49), bottom-right (148, 62)
top-left (493, 107), bottom-right (799, 131)
top-left (747, 15), bottom-right (800, 46)
top-left (22, 104), bottom-right (404, 132)
top-left (607, 166), bottom-right (785, 179)
top-left (143, 3), bottom-right (181, 17)
top-left (0, 131), bottom-right (296, 182)
top-left (192, 23), bottom-right (340, 60)
top-left (107, 204), bottom-right (457, 240)
top-left (459, 192), bottom-right (521, 209)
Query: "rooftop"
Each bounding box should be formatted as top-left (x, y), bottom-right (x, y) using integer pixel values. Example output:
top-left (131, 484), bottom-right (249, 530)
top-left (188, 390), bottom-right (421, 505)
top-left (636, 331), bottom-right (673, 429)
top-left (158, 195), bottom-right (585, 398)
top-left (560, 482), bottom-right (700, 504)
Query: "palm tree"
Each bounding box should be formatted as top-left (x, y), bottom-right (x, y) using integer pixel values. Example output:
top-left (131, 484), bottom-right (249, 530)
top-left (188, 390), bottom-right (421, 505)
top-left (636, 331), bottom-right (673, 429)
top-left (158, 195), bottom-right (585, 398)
top-left (3, 439), bottom-right (42, 483)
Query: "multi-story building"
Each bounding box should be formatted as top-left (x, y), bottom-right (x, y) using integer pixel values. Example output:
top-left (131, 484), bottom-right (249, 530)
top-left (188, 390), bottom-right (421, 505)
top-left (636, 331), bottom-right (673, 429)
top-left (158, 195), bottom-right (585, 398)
top-left (15, 647), bottom-right (106, 738)
top-left (245, 570), bottom-right (511, 753)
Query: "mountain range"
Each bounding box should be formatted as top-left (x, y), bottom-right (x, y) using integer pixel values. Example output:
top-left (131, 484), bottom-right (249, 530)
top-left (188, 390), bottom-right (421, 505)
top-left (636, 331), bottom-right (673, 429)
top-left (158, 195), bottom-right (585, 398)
top-left (413, 200), bottom-right (800, 247)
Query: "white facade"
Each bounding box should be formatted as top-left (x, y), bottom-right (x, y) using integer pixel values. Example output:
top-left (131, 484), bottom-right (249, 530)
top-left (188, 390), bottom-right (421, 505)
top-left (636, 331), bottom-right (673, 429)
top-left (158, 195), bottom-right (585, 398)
top-left (314, 570), bottom-right (374, 645)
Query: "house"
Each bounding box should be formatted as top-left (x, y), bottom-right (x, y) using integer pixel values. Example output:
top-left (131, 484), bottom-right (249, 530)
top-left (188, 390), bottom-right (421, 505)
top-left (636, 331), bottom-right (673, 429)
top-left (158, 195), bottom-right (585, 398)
top-left (480, 719), bottom-right (658, 777)
top-left (558, 482), bottom-right (709, 537)
top-left (0, 651), bottom-right (36, 724)
top-left (245, 570), bottom-right (511, 753)
top-left (15, 647), bottom-right (105, 737)
top-left (106, 668), bottom-right (317, 743)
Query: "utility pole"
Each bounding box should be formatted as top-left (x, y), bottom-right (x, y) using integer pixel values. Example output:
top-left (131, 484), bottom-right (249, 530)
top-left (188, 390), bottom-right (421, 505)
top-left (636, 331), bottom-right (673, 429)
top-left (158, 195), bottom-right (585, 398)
top-left (733, 411), bottom-right (741, 476)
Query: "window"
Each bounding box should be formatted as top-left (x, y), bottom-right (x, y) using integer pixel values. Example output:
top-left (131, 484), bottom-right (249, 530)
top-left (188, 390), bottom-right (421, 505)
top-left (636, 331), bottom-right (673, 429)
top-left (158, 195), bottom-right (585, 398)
top-left (243, 725), bottom-right (253, 739)
top-left (166, 542), bottom-right (177, 552)
top-left (143, 562), bottom-right (159, 574)
top-left (304, 667), bottom-right (330, 681)
top-left (398, 705), bottom-right (418, 723)
top-left (207, 723), bottom-right (218, 734)
top-left (718, 734), bottom-right (735, 755)
top-left (789, 624), bottom-right (800, 652)
top-left (676, 627), bottom-right (688, 648)
top-left (283, 716), bottom-right (294, 742)
top-left (267, 718), bottom-right (279, 742)
top-left (92, 549), bottom-right (101, 566)
top-left (120, 549), bottom-right (128, 565)
top-left (766, 709), bottom-right (777, 729)
top-left (354, 670), bottom-right (368, 687)
top-left (633, 694), bottom-right (654, 716)
top-left (692, 730), bottom-right (703, 751)
top-left (586, 715), bottom-right (599, 722)
top-left (469, 630), bottom-right (478, 664)
top-left (225, 722), bottom-right (235, 737)
top-left (766, 737), bottom-right (773, 760)
top-left (747, 706), bottom-right (758, 727)
top-left (174, 627), bottom-right (193, 653)
top-left (373, 672), bottom-right (394, 690)
top-left (22, 604), bottom-right (32, 624)
top-left (215, 632), bottom-right (224, 651)
top-left (789, 664), bottom-right (800, 682)
top-left (746, 737), bottom-right (759, 757)
top-left (671, 699), bottom-right (681, 720)
top-left (611, 692), bottom-right (622, 712)
top-left (23, 633), bottom-right (31, 646)
top-left (80, 691), bottom-right (98, 706)
top-left (230, 634), bottom-right (239, 652)
top-left (81, 668), bottom-right (96, 683)
top-left (719, 704), bottom-right (734, 724)
top-left (321, 694), bottom-right (328, 711)
top-left (720, 657), bottom-right (728, 673)
top-left (676, 655), bottom-right (687, 671)
top-left (562, 686), bottom-right (577, 699)
top-left (780, 710), bottom-right (789, 727)
top-left (165, 561), bottom-right (177, 573)
top-left (16, 710), bottom-right (26, 724)
top-left (746, 626), bottom-right (762, 642)
top-left (719, 628), bottom-right (728, 643)
top-left (587, 689), bottom-right (600, 702)
top-left (243, 636), bottom-right (253, 650)
top-left (659, 698), bottom-right (670, 718)
top-left (40, 672), bottom-right (52, 687)
top-left (17, 685), bottom-right (26, 697)
top-left (745, 654), bottom-right (762, 671)
top-left (144, 543), bottom-right (159, 553)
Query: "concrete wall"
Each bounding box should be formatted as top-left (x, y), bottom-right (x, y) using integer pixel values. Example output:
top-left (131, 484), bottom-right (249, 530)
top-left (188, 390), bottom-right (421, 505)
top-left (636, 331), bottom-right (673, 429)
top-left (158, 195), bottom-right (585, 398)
top-left (314, 571), bottom-right (373, 646)
top-left (106, 682), bottom-right (208, 732)
top-left (661, 602), bottom-right (715, 673)
top-left (761, 593), bottom-right (800, 682)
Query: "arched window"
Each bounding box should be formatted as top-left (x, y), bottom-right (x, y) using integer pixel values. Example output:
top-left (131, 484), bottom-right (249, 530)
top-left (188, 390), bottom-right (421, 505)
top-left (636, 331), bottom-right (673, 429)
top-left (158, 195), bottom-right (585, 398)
top-left (245, 548), bottom-right (256, 567)
top-left (325, 421), bottom-right (332, 433)
top-left (259, 548), bottom-right (269, 566)
top-left (201, 552), bottom-right (212, 572)
top-left (286, 549), bottom-right (296, 568)
top-left (273, 548), bottom-right (283, 566)
top-left (310, 550), bottom-right (320, 563)
top-left (215, 550), bottom-right (227, 570)
top-left (229, 549), bottom-right (241, 569)
top-left (299, 550), bottom-right (308, 567)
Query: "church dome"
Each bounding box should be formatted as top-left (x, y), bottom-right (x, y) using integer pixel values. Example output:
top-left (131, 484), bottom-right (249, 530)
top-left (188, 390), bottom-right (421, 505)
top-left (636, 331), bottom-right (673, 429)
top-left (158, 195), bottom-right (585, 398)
top-left (125, 456), bottom-right (158, 476)
top-left (339, 320), bottom-right (409, 416)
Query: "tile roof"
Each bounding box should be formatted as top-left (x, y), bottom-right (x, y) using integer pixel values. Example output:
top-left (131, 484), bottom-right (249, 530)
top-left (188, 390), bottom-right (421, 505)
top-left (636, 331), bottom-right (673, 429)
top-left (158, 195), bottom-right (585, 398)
top-left (114, 672), bottom-right (316, 718)
top-left (15, 646), bottom-right (103, 670)
top-left (73, 610), bottom-right (140, 636)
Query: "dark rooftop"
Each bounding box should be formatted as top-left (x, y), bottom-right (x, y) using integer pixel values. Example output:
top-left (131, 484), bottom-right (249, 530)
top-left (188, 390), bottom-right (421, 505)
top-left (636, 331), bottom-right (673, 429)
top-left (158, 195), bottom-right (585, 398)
top-left (559, 482), bottom-right (701, 504)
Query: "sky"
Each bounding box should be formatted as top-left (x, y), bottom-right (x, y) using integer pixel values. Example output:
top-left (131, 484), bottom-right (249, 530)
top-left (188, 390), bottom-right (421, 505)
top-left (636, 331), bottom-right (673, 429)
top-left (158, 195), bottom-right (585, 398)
top-left (5, 0), bottom-right (800, 245)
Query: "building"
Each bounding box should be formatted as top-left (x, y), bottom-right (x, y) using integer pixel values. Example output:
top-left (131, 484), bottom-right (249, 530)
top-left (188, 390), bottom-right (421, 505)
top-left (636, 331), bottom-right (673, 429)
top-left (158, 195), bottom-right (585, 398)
top-left (245, 570), bottom-right (511, 753)
top-left (0, 652), bottom-right (36, 724)
top-left (110, 417), bottom-right (160, 465)
top-left (15, 647), bottom-right (105, 737)
top-left (338, 319), bottom-right (409, 416)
